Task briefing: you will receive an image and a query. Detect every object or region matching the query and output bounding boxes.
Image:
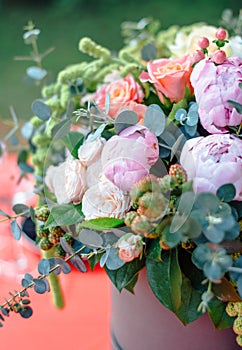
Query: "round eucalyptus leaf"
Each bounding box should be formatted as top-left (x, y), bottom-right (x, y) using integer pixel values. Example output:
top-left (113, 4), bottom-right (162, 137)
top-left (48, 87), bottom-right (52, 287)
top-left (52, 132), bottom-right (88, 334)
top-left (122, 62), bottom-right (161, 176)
top-left (10, 220), bottom-right (21, 240)
top-left (114, 110), bottom-right (138, 134)
top-left (105, 248), bottom-right (125, 270)
top-left (21, 122), bottom-right (34, 139)
top-left (10, 135), bottom-right (19, 146)
top-left (31, 99), bottom-right (51, 121)
top-left (38, 258), bottom-right (50, 276)
top-left (54, 258), bottom-right (71, 274)
top-left (100, 249), bottom-right (110, 268)
top-left (19, 306), bottom-right (33, 319)
top-left (33, 279), bottom-right (47, 294)
top-left (70, 255), bottom-right (87, 272)
top-left (23, 29), bottom-right (40, 44)
top-left (144, 104), bottom-right (166, 136)
top-left (216, 183), bottom-right (236, 202)
top-left (26, 66), bottom-right (47, 80)
top-left (79, 229), bottom-right (103, 248)
top-left (12, 203), bottom-right (29, 215)
top-left (141, 42), bottom-right (157, 61)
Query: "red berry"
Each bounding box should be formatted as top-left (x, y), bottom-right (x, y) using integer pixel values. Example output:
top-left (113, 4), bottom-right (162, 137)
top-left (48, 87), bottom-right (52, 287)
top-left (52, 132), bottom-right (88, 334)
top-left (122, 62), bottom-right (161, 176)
top-left (216, 28), bottom-right (227, 41)
top-left (212, 50), bottom-right (226, 64)
top-left (198, 37), bottom-right (210, 49)
top-left (193, 50), bottom-right (205, 63)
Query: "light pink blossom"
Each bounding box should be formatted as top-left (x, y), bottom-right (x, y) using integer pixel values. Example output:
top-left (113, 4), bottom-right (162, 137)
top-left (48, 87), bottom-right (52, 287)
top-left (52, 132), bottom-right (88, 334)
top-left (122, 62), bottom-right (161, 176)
top-left (190, 56), bottom-right (242, 133)
top-left (65, 159), bottom-right (87, 204)
top-left (180, 134), bottom-right (242, 200)
top-left (78, 136), bottom-right (106, 167)
top-left (116, 233), bottom-right (143, 262)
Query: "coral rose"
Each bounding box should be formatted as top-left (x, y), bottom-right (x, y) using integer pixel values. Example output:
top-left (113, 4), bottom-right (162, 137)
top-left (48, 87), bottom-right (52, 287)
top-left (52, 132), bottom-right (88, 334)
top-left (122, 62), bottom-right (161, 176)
top-left (190, 56), bottom-right (242, 134)
top-left (82, 176), bottom-right (130, 220)
top-left (180, 134), bottom-right (242, 200)
top-left (94, 74), bottom-right (144, 118)
top-left (139, 55), bottom-right (194, 103)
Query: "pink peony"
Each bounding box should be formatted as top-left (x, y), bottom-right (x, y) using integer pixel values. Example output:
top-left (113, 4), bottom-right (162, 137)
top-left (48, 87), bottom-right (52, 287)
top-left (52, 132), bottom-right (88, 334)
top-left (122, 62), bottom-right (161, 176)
top-left (140, 55), bottom-right (194, 103)
top-left (190, 56), bottom-right (242, 134)
top-left (116, 233), bottom-right (143, 262)
top-left (82, 176), bottom-right (130, 220)
top-left (94, 75), bottom-right (144, 118)
top-left (101, 125), bottom-right (159, 192)
top-left (180, 134), bottom-right (242, 200)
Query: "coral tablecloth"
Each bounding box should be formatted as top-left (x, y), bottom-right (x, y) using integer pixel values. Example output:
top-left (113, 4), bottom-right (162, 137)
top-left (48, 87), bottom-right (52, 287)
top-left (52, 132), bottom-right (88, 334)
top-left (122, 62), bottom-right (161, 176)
top-left (0, 153), bottom-right (111, 350)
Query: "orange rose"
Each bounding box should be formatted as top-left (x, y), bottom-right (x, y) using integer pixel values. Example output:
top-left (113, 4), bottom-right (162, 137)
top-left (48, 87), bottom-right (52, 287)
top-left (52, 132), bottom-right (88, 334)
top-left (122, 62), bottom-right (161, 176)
top-left (140, 55), bottom-right (194, 103)
top-left (94, 75), bottom-right (144, 118)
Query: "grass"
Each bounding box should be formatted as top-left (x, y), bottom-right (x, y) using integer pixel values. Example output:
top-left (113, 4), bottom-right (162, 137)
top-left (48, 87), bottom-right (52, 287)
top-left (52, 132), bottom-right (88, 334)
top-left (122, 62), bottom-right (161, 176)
top-left (0, 0), bottom-right (240, 120)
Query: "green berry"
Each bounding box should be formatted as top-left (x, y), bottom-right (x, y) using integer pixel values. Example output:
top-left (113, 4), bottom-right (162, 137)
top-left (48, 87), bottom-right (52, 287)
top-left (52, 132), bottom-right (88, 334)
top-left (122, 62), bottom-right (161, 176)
top-left (37, 225), bottom-right (49, 238)
top-left (39, 237), bottom-right (53, 251)
top-left (48, 226), bottom-right (65, 244)
top-left (64, 232), bottom-right (74, 245)
top-left (55, 243), bottom-right (66, 258)
top-left (35, 207), bottom-right (50, 222)
top-left (169, 164), bottom-right (187, 185)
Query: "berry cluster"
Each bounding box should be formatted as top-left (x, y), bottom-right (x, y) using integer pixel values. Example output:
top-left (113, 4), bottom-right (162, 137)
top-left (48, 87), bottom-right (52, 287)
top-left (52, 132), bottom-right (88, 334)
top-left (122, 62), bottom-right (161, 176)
top-left (226, 302), bottom-right (242, 347)
top-left (194, 28), bottom-right (229, 65)
top-left (35, 206), bottom-right (73, 257)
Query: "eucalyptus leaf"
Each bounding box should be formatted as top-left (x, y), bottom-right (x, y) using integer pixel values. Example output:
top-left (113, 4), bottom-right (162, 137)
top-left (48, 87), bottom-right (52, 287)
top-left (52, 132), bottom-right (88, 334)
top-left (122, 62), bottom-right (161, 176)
top-left (105, 248), bottom-right (125, 270)
top-left (100, 248), bottom-right (110, 268)
top-left (144, 104), bottom-right (166, 136)
top-left (54, 258), bottom-right (71, 274)
top-left (78, 229), bottom-right (103, 248)
top-left (12, 203), bottom-right (29, 215)
top-left (63, 131), bottom-right (84, 159)
top-left (114, 110), bottom-right (138, 134)
top-left (51, 119), bottom-right (71, 139)
top-left (60, 237), bottom-right (74, 255)
top-left (0, 209), bottom-right (10, 218)
top-left (141, 42), bottom-right (157, 61)
top-left (33, 279), bottom-right (47, 294)
top-left (89, 123), bottom-right (106, 141)
top-left (70, 255), bottom-right (87, 272)
top-left (38, 259), bottom-right (50, 276)
top-left (31, 100), bottom-right (51, 121)
top-left (21, 122), bottom-right (34, 139)
top-left (18, 162), bottom-right (34, 174)
top-left (26, 66), bottom-right (47, 80)
top-left (10, 220), bottom-right (22, 240)
top-left (19, 306), bottom-right (33, 319)
top-left (216, 183), bottom-right (236, 202)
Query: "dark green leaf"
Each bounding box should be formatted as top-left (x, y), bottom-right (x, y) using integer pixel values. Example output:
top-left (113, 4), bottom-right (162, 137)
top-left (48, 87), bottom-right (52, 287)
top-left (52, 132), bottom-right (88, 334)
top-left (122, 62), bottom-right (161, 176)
top-left (227, 100), bottom-right (242, 114)
top-left (80, 218), bottom-right (124, 231)
top-left (146, 238), bottom-right (162, 262)
top-left (114, 110), bottom-right (138, 134)
top-left (144, 104), bottom-right (166, 136)
top-left (88, 252), bottom-right (103, 271)
top-left (124, 273), bottom-right (138, 294)
top-left (45, 204), bottom-right (84, 228)
top-left (105, 257), bottom-right (145, 292)
top-left (216, 184), bottom-right (236, 202)
top-left (146, 249), bottom-right (182, 312)
top-left (38, 259), bottom-right (50, 276)
top-left (18, 162), bottom-right (34, 174)
top-left (29, 206), bottom-right (36, 223)
top-left (208, 299), bottom-right (234, 329)
top-left (63, 131), bottom-right (84, 159)
top-left (31, 100), bottom-right (51, 121)
top-left (10, 220), bottom-right (21, 240)
top-left (51, 119), bottom-right (71, 139)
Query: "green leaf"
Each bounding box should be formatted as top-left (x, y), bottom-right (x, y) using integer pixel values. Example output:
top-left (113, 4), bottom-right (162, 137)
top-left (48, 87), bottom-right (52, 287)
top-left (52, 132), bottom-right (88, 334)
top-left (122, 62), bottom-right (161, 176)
top-left (216, 183), bottom-right (236, 202)
top-left (208, 299), bottom-right (234, 330)
top-left (63, 131), bottom-right (84, 159)
top-left (51, 119), bottom-right (71, 139)
top-left (31, 99), bottom-right (51, 121)
top-left (175, 275), bottom-right (202, 325)
top-left (88, 252), bottom-right (103, 271)
top-left (141, 42), bottom-right (157, 61)
top-left (124, 273), bottom-right (139, 294)
top-left (80, 217), bottom-right (124, 231)
top-left (144, 104), bottom-right (166, 136)
top-left (168, 99), bottom-right (188, 121)
top-left (89, 123), bottom-right (106, 141)
top-left (105, 257), bottom-right (145, 292)
top-left (45, 204), bottom-right (84, 228)
top-left (146, 249), bottom-right (182, 312)
top-left (12, 203), bottom-right (29, 215)
top-left (227, 100), bottom-right (242, 114)
top-left (114, 110), bottom-right (138, 134)
top-left (146, 238), bottom-right (162, 262)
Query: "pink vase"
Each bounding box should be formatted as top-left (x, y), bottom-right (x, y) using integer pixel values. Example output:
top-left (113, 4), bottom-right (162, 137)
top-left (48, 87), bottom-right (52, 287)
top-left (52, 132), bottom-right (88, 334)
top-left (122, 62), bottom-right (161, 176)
top-left (111, 268), bottom-right (240, 350)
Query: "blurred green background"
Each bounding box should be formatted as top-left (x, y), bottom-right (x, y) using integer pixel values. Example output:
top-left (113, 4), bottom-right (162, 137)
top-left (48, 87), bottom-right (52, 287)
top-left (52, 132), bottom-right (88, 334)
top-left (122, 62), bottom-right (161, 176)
top-left (0, 0), bottom-right (240, 120)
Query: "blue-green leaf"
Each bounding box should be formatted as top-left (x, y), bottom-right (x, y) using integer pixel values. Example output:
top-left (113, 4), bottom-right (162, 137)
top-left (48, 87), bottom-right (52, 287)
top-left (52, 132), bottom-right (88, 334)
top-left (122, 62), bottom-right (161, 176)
top-left (10, 220), bottom-right (21, 240)
top-left (31, 100), bottom-right (51, 121)
top-left (114, 110), bottom-right (138, 134)
top-left (144, 104), bottom-right (166, 136)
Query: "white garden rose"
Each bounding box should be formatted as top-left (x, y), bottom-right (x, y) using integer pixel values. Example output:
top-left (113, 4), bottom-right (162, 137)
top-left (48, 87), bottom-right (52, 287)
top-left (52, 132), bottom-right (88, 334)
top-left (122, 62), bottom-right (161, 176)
top-left (82, 176), bottom-right (130, 220)
top-left (86, 158), bottom-right (102, 188)
top-left (45, 162), bottom-right (70, 204)
top-left (78, 135), bottom-right (106, 167)
top-left (230, 35), bottom-right (242, 57)
top-left (65, 159), bottom-right (87, 205)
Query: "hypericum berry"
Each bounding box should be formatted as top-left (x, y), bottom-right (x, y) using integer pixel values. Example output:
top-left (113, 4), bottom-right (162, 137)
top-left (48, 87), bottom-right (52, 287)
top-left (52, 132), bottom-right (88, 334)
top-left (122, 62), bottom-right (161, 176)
top-left (226, 302), bottom-right (238, 317)
top-left (130, 215), bottom-right (153, 236)
top-left (169, 164), bottom-right (187, 185)
top-left (138, 192), bottom-right (168, 221)
top-left (37, 225), bottom-right (49, 238)
top-left (212, 50), bottom-right (226, 64)
top-left (234, 302), bottom-right (242, 315)
top-left (198, 37), bottom-right (210, 49)
top-left (233, 316), bottom-right (242, 335)
top-left (63, 232), bottom-right (74, 245)
top-left (215, 28), bottom-right (227, 41)
top-left (48, 226), bottom-right (65, 244)
top-left (35, 206), bottom-right (50, 222)
top-left (236, 335), bottom-right (242, 347)
top-left (39, 237), bottom-right (54, 251)
top-left (55, 243), bottom-right (66, 258)
top-left (124, 211), bottom-right (139, 227)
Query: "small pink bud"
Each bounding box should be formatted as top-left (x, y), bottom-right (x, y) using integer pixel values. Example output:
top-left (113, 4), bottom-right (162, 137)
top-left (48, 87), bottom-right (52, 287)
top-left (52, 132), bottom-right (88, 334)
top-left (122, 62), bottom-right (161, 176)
top-left (198, 37), bottom-right (210, 49)
top-left (212, 50), bottom-right (227, 64)
top-left (215, 28), bottom-right (227, 41)
top-left (193, 50), bottom-right (205, 63)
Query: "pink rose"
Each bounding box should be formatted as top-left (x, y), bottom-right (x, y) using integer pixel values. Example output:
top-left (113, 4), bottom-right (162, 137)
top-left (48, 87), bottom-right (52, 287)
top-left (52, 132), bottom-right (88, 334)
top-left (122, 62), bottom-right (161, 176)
top-left (190, 56), bottom-right (242, 134)
top-left (65, 159), bottom-right (87, 204)
top-left (101, 125), bottom-right (159, 192)
top-left (78, 136), bottom-right (106, 167)
top-left (82, 176), bottom-right (130, 220)
top-left (94, 75), bottom-right (144, 118)
top-left (180, 134), bottom-right (242, 200)
top-left (140, 55), bottom-right (194, 103)
top-left (116, 233), bottom-right (143, 262)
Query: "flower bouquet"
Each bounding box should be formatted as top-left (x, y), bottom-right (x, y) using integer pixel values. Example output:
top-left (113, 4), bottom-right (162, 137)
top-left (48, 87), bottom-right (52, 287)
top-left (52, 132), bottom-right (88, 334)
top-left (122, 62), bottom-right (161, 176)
top-left (0, 9), bottom-right (242, 348)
